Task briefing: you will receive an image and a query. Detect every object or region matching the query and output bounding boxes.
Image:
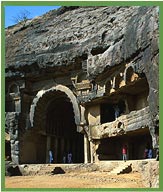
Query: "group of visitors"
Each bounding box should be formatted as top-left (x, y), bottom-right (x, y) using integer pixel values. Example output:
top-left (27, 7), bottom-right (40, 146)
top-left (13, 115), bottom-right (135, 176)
top-left (49, 144), bottom-right (155, 164)
top-left (122, 144), bottom-right (154, 161)
top-left (49, 150), bottom-right (73, 164)
top-left (63, 152), bottom-right (73, 164)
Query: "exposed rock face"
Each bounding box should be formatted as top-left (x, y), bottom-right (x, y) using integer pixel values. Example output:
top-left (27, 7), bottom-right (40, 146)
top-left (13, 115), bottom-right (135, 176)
top-left (5, 6), bottom-right (159, 132)
top-left (132, 160), bottom-right (159, 188)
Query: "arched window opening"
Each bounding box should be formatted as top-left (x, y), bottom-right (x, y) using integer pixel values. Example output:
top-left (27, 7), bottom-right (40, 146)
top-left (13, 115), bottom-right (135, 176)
top-left (9, 84), bottom-right (19, 94)
top-left (125, 66), bottom-right (134, 84)
top-left (105, 80), bottom-right (111, 94)
top-left (125, 66), bottom-right (139, 85)
top-left (115, 74), bottom-right (124, 90)
top-left (100, 100), bottom-right (126, 124)
top-left (6, 83), bottom-right (20, 112)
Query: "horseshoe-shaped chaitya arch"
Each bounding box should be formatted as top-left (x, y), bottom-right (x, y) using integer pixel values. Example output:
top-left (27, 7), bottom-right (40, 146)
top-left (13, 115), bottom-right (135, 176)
top-left (29, 84), bottom-right (81, 132)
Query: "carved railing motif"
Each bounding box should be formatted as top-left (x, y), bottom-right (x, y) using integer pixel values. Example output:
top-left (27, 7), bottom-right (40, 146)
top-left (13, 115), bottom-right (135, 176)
top-left (76, 64), bottom-right (142, 103)
top-left (90, 107), bottom-right (151, 139)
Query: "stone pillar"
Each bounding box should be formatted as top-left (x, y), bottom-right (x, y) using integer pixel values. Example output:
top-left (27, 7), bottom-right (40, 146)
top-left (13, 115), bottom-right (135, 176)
top-left (124, 99), bottom-right (129, 114)
top-left (6, 112), bottom-right (20, 164)
top-left (84, 135), bottom-right (88, 163)
top-left (54, 138), bottom-right (58, 163)
top-left (46, 136), bottom-right (51, 163)
top-left (67, 139), bottom-right (70, 153)
top-left (95, 141), bottom-right (100, 163)
top-left (61, 137), bottom-right (65, 162)
top-left (72, 139), bottom-right (76, 163)
top-left (15, 99), bottom-right (21, 112)
top-left (80, 105), bottom-right (86, 126)
top-left (90, 140), bottom-right (94, 163)
top-left (90, 140), bottom-right (100, 163)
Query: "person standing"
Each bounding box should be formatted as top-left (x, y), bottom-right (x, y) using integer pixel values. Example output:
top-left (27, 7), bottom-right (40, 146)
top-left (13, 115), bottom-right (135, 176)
top-left (144, 147), bottom-right (148, 159)
top-left (148, 148), bottom-right (153, 159)
top-left (67, 152), bottom-right (72, 163)
top-left (122, 145), bottom-right (127, 162)
top-left (63, 152), bottom-right (66, 163)
top-left (49, 150), bottom-right (53, 164)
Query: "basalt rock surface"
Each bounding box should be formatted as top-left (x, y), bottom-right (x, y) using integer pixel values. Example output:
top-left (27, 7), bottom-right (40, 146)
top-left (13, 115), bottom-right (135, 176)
top-left (5, 6), bottom-right (159, 143)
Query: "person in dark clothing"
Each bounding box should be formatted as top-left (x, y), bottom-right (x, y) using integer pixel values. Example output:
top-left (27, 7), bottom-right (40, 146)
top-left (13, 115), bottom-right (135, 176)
top-left (144, 147), bottom-right (148, 159)
top-left (148, 148), bottom-right (153, 159)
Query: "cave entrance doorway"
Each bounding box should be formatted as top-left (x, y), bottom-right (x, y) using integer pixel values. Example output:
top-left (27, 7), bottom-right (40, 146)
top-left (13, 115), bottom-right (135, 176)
top-left (45, 98), bottom-right (84, 164)
top-left (28, 85), bottom-right (84, 164)
top-left (96, 128), bottom-right (152, 160)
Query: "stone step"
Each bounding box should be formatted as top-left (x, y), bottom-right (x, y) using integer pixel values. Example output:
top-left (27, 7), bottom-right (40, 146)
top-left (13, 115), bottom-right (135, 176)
top-left (109, 162), bottom-right (132, 175)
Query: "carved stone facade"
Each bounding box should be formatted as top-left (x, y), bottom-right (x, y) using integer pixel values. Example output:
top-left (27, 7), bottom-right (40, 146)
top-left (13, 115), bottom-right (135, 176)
top-left (5, 6), bottom-right (159, 164)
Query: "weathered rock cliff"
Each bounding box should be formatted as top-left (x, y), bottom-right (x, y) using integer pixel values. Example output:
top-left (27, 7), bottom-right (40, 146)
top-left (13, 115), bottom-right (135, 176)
top-left (5, 6), bottom-right (159, 146)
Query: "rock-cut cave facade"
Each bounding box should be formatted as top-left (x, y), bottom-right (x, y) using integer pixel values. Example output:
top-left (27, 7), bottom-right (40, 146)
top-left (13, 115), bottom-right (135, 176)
top-left (5, 6), bottom-right (159, 164)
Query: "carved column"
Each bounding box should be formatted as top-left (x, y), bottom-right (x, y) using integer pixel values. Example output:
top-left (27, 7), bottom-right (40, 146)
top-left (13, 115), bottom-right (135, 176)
top-left (6, 112), bottom-right (20, 164)
top-left (80, 105), bottom-right (86, 124)
top-left (84, 135), bottom-right (88, 163)
top-left (90, 140), bottom-right (94, 163)
top-left (91, 140), bottom-right (100, 163)
top-left (54, 138), bottom-right (58, 163)
top-left (72, 139), bottom-right (76, 163)
top-left (61, 137), bottom-right (65, 162)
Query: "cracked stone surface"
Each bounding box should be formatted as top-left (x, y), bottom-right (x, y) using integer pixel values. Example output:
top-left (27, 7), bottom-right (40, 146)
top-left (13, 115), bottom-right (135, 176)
top-left (5, 6), bottom-right (159, 133)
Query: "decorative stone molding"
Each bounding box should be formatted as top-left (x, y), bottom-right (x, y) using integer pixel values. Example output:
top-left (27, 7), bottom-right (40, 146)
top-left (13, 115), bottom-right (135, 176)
top-left (29, 84), bottom-right (81, 132)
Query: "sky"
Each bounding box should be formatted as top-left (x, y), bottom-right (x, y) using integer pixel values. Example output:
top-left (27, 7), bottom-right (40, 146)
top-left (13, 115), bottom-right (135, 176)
top-left (5, 6), bottom-right (61, 28)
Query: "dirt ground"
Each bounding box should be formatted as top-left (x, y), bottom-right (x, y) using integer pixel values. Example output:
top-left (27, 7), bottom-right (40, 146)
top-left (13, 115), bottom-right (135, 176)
top-left (5, 171), bottom-right (145, 188)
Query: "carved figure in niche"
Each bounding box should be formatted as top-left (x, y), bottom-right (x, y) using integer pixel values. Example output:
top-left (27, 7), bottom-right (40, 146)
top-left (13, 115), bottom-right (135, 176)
top-left (131, 73), bottom-right (139, 82)
top-left (6, 83), bottom-right (20, 112)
